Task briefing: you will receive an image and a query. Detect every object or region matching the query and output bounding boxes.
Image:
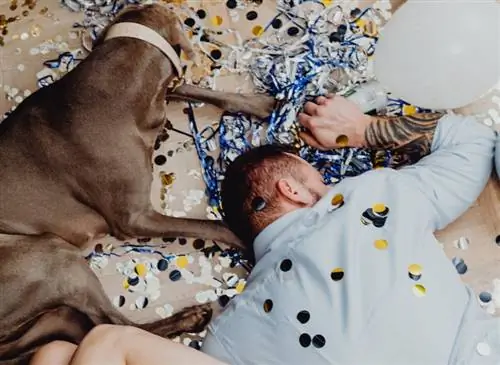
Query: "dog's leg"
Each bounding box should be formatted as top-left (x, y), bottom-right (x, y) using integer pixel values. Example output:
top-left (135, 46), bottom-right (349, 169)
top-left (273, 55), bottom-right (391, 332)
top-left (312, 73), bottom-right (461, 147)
top-left (127, 209), bottom-right (241, 247)
top-left (0, 306), bottom-right (91, 361)
top-left (167, 84), bottom-right (276, 119)
top-left (0, 236), bottom-right (214, 363)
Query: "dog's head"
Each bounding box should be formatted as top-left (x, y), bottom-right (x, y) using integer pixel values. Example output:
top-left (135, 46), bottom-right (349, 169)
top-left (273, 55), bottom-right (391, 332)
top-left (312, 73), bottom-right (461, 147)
top-left (94, 4), bottom-right (197, 62)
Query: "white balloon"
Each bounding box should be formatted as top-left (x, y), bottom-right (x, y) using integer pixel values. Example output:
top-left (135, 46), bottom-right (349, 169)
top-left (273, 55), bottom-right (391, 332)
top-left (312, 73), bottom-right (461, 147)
top-left (374, 0), bottom-right (500, 109)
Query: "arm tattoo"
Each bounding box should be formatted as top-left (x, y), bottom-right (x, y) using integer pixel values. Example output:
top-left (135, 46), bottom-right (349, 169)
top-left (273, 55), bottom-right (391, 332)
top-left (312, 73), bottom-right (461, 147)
top-left (364, 113), bottom-right (443, 169)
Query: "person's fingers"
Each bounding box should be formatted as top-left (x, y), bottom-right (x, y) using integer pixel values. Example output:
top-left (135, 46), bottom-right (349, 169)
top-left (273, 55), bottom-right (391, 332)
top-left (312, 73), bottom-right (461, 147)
top-left (298, 131), bottom-right (327, 150)
top-left (303, 101), bottom-right (319, 116)
top-left (298, 112), bottom-right (313, 129)
top-left (315, 96), bottom-right (329, 105)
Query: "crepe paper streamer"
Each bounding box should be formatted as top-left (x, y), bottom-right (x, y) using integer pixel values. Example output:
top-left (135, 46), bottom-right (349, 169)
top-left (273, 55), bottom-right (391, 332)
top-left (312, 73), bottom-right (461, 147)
top-left (187, 1), bottom-right (395, 209)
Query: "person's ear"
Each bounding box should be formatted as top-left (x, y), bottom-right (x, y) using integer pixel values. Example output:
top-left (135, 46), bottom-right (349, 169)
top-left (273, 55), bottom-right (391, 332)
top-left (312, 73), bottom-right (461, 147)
top-left (276, 178), bottom-right (310, 205)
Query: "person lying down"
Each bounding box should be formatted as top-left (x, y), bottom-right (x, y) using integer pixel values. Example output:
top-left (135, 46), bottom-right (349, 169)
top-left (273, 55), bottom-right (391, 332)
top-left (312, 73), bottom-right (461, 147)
top-left (201, 95), bottom-right (499, 365)
top-left (30, 95), bottom-right (498, 365)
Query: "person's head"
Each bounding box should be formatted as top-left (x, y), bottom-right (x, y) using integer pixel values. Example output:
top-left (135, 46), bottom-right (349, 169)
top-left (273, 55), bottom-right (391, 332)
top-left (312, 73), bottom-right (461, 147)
top-left (221, 144), bottom-right (329, 257)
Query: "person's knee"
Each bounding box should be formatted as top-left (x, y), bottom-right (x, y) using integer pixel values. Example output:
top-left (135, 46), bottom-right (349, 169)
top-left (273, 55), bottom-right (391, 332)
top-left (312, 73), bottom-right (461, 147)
top-left (30, 341), bottom-right (77, 365)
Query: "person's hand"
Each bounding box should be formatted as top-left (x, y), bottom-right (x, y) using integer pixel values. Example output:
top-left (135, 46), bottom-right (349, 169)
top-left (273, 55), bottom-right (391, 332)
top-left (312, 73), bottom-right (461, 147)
top-left (298, 94), bottom-right (373, 150)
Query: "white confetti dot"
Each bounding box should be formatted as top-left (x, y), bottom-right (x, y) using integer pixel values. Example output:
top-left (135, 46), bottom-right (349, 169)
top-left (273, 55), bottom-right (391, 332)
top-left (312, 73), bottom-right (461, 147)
top-left (214, 264), bottom-right (222, 273)
top-left (30, 48), bottom-right (40, 55)
top-left (20, 33), bottom-right (29, 40)
top-left (183, 338), bottom-right (191, 346)
top-left (17, 64), bottom-right (25, 72)
top-left (483, 118), bottom-right (493, 127)
top-left (14, 96), bottom-right (23, 103)
top-left (476, 342), bottom-right (491, 356)
top-left (23, 89), bottom-right (31, 97)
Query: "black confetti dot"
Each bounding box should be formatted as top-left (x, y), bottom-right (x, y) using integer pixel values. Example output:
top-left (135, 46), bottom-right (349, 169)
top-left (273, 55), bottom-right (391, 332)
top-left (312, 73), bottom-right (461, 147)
top-left (157, 259), bottom-right (169, 271)
top-left (128, 276), bottom-right (139, 286)
top-left (210, 49), bottom-right (222, 60)
top-left (167, 150), bottom-right (174, 157)
top-left (263, 299), bottom-right (273, 313)
top-left (200, 34), bottom-right (210, 42)
top-left (330, 269), bottom-right (344, 281)
top-left (169, 270), bottom-right (182, 281)
top-left (226, 0), bottom-right (237, 9)
top-left (337, 24), bottom-right (347, 34)
top-left (299, 333), bottom-right (311, 347)
top-left (189, 340), bottom-right (201, 350)
top-left (246, 10), bottom-right (258, 20)
top-left (329, 32), bottom-right (343, 43)
top-left (350, 8), bottom-right (361, 18)
top-left (193, 239), bottom-right (206, 250)
top-left (154, 155), bottom-right (167, 166)
top-left (287, 26), bottom-right (300, 36)
top-left (271, 18), bottom-right (283, 29)
top-left (162, 237), bottom-right (175, 243)
top-left (184, 17), bottom-right (196, 27)
top-left (479, 291), bottom-right (492, 303)
top-left (178, 238), bottom-right (187, 246)
top-left (452, 257), bottom-right (468, 275)
top-left (312, 334), bottom-right (326, 348)
top-left (196, 9), bottom-right (206, 19)
top-left (297, 310), bottom-right (310, 324)
top-left (495, 235), bottom-right (500, 245)
top-left (117, 295), bottom-right (125, 307)
top-left (137, 237), bottom-right (152, 243)
top-left (182, 107), bottom-right (189, 114)
top-left (94, 243), bottom-right (103, 254)
top-left (253, 0), bottom-right (263, 5)
top-left (280, 259), bottom-right (293, 272)
top-left (154, 139), bottom-right (161, 150)
top-left (219, 295), bottom-right (230, 307)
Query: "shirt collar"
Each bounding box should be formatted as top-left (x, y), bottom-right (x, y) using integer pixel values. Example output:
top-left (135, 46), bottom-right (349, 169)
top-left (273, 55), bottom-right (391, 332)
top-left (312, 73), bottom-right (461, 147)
top-left (253, 208), bottom-right (307, 262)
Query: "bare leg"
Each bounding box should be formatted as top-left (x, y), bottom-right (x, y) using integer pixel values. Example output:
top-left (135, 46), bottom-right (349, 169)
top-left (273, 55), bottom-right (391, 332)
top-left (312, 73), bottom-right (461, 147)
top-left (30, 341), bottom-right (77, 365)
top-left (168, 84), bottom-right (276, 119)
top-left (68, 325), bottom-right (227, 365)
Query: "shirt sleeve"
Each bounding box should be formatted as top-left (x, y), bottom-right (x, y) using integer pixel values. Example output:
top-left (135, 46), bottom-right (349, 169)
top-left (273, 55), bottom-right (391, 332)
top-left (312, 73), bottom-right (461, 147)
top-left (396, 114), bottom-right (495, 231)
top-left (201, 327), bottom-right (236, 365)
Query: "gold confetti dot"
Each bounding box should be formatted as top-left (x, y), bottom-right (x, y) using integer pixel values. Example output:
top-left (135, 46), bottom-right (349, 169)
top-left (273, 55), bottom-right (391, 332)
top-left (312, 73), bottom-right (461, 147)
top-left (122, 278), bottom-right (130, 290)
top-left (176, 256), bottom-right (188, 269)
top-left (403, 104), bottom-right (417, 116)
top-left (336, 134), bottom-right (349, 147)
top-left (372, 203), bottom-right (386, 214)
top-left (321, 0), bottom-right (333, 6)
top-left (252, 25), bottom-right (264, 37)
top-left (355, 19), bottom-right (366, 29)
top-left (134, 263), bottom-right (147, 277)
top-left (160, 172), bottom-right (175, 186)
top-left (413, 284), bottom-right (426, 297)
top-left (331, 193), bottom-right (344, 206)
top-left (408, 264), bottom-right (422, 281)
top-left (374, 239), bottom-right (388, 250)
top-left (211, 15), bottom-right (223, 26)
top-left (235, 280), bottom-right (246, 293)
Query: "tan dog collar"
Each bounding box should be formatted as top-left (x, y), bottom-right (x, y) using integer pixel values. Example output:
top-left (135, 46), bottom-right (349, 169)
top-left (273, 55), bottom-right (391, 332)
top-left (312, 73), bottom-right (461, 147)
top-left (104, 22), bottom-right (184, 78)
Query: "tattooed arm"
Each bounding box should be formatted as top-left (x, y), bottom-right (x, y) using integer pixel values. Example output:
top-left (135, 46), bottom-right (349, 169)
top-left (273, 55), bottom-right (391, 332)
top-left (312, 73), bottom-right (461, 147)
top-left (299, 95), bottom-right (495, 230)
top-left (364, 113), bottom-right (443, 169)
top-left (371, 113), bottom-right (495, 230)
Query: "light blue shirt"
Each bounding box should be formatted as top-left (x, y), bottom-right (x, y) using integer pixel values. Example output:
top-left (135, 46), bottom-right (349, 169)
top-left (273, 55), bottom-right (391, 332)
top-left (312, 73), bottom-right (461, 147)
top-left (202, 115), bottom-right (497, 365)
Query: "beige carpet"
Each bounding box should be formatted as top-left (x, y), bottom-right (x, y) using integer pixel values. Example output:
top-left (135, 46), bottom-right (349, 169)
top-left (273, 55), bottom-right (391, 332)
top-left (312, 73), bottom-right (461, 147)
top-left (1, 0), bottom-right (500, 348)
